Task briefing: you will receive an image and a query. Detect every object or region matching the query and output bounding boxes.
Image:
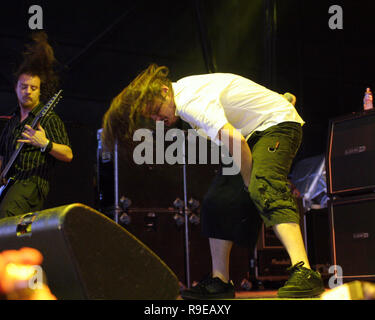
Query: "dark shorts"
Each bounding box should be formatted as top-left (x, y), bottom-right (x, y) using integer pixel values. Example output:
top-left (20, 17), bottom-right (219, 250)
top-left (0, 178), bottom-right (46, 219)
top-left (201, 121), bottom-right (302, 248)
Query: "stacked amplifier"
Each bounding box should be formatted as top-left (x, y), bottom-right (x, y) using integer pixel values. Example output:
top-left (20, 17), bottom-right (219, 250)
top-left (326, 110), bottom-right (375, 282)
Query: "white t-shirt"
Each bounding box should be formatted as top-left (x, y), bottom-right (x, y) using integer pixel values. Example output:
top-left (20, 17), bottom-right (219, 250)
top-left (172, 73), bottom-right (305, 145)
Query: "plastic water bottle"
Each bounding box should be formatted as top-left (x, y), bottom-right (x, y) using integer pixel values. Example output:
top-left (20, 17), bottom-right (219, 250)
top-left (363, 87), bottom-right (373, 110)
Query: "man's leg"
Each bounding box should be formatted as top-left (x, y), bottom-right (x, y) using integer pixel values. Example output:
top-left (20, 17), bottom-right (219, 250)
top-left (272, 222), bottom-right (311, 269)
top-left (180, 236), bottom-right (235, 300)
top-left (274, 221), bottom-right (324, 297)
top-left (209, 238), bottom-right (233, 283)
top-left (180, 171), bottom-right (258, 300)
top-left (248, 122), bottom-right (324, 297)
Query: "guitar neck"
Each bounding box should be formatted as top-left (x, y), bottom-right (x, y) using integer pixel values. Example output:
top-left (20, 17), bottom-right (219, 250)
top-left (0, 142), bottom-right (24, 181)
top-left (0, 142), bottom-right (25, 180)
top-left (0, 90), bottom-right (62, 181)
top-left (0, 114), bottom-right (41, 180)
top-left (30, 113), bottom-right (42, 129)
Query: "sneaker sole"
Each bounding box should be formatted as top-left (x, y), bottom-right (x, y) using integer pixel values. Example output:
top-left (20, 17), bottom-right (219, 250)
top-left (277, 287), bottom-right (325, 298)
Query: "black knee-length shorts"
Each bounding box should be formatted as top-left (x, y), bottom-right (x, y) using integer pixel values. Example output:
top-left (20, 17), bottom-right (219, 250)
top-left (201, 121), bottom-right (302, 248)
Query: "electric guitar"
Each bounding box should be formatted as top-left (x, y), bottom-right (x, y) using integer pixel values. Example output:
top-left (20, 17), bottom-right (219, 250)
top-left (0, 90), bottom-right (63, 200)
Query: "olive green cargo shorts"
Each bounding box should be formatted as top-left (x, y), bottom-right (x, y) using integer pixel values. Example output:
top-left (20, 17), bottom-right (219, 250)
top-left (201, 121), bottom-right (302, 247)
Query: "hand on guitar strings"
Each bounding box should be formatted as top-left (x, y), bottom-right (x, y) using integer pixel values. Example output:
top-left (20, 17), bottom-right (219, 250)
top-left (17, 123), bottom-right (49, 149)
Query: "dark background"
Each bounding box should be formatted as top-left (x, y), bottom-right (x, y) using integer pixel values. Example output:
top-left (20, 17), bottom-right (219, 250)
top-left (0, 0), bottom-right (374, 210)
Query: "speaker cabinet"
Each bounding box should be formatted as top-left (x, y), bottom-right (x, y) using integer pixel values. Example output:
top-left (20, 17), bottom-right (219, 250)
top-left (255, 224), bottom-right (290, 281)
top-left (0, 203), bottom-right (179, 300)
top-left (255, 249), bottom-right (290, 281)
top-left (304, 208), bottom-right (331, 277)
top-left (329, 194), bottom-right (375, 282)
top-left (254, 200), bottom-right (306, 282)
top-left (327, 111), bottom-right (375, 196)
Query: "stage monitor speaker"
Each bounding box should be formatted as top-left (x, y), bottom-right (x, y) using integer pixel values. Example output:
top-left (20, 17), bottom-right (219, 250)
top-left (327, 111), bottom-right (375, 196)
top-left (0, 203), bottom-right (179, 300)
top-left (329, 194), bottom-right (375, 282)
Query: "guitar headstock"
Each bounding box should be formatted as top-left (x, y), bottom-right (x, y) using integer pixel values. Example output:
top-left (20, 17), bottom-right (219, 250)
top-left (40, 90), bottom-right (63, 117)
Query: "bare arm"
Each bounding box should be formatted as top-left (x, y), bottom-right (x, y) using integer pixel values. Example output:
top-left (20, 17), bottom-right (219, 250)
top-left (218, 122), bottom-right (252, 187)
top-left (48, 142), bottom-right (73, 162)
top-left (17, 124), bottom-right (73, 163)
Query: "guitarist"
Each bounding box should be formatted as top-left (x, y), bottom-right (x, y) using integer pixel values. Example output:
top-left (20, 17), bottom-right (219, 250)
top-left (0, 32), bottom-right (72, 218)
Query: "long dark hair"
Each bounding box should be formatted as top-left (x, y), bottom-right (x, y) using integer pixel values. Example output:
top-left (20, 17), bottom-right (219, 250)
top-left (14, 31), bottom-right (59, 103)
top-left (101, 64), bottom-right (172, 153)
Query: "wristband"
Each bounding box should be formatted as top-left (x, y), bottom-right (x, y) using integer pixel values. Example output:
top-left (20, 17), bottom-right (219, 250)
top-left (41, 140), bottom-right (53, 153)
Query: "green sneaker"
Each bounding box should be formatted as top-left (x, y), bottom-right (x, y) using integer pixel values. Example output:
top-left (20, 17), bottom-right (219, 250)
top-left (180, 276), bottom-right (235, 300)
top-left (277, 262), bottom-right (325, 298)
